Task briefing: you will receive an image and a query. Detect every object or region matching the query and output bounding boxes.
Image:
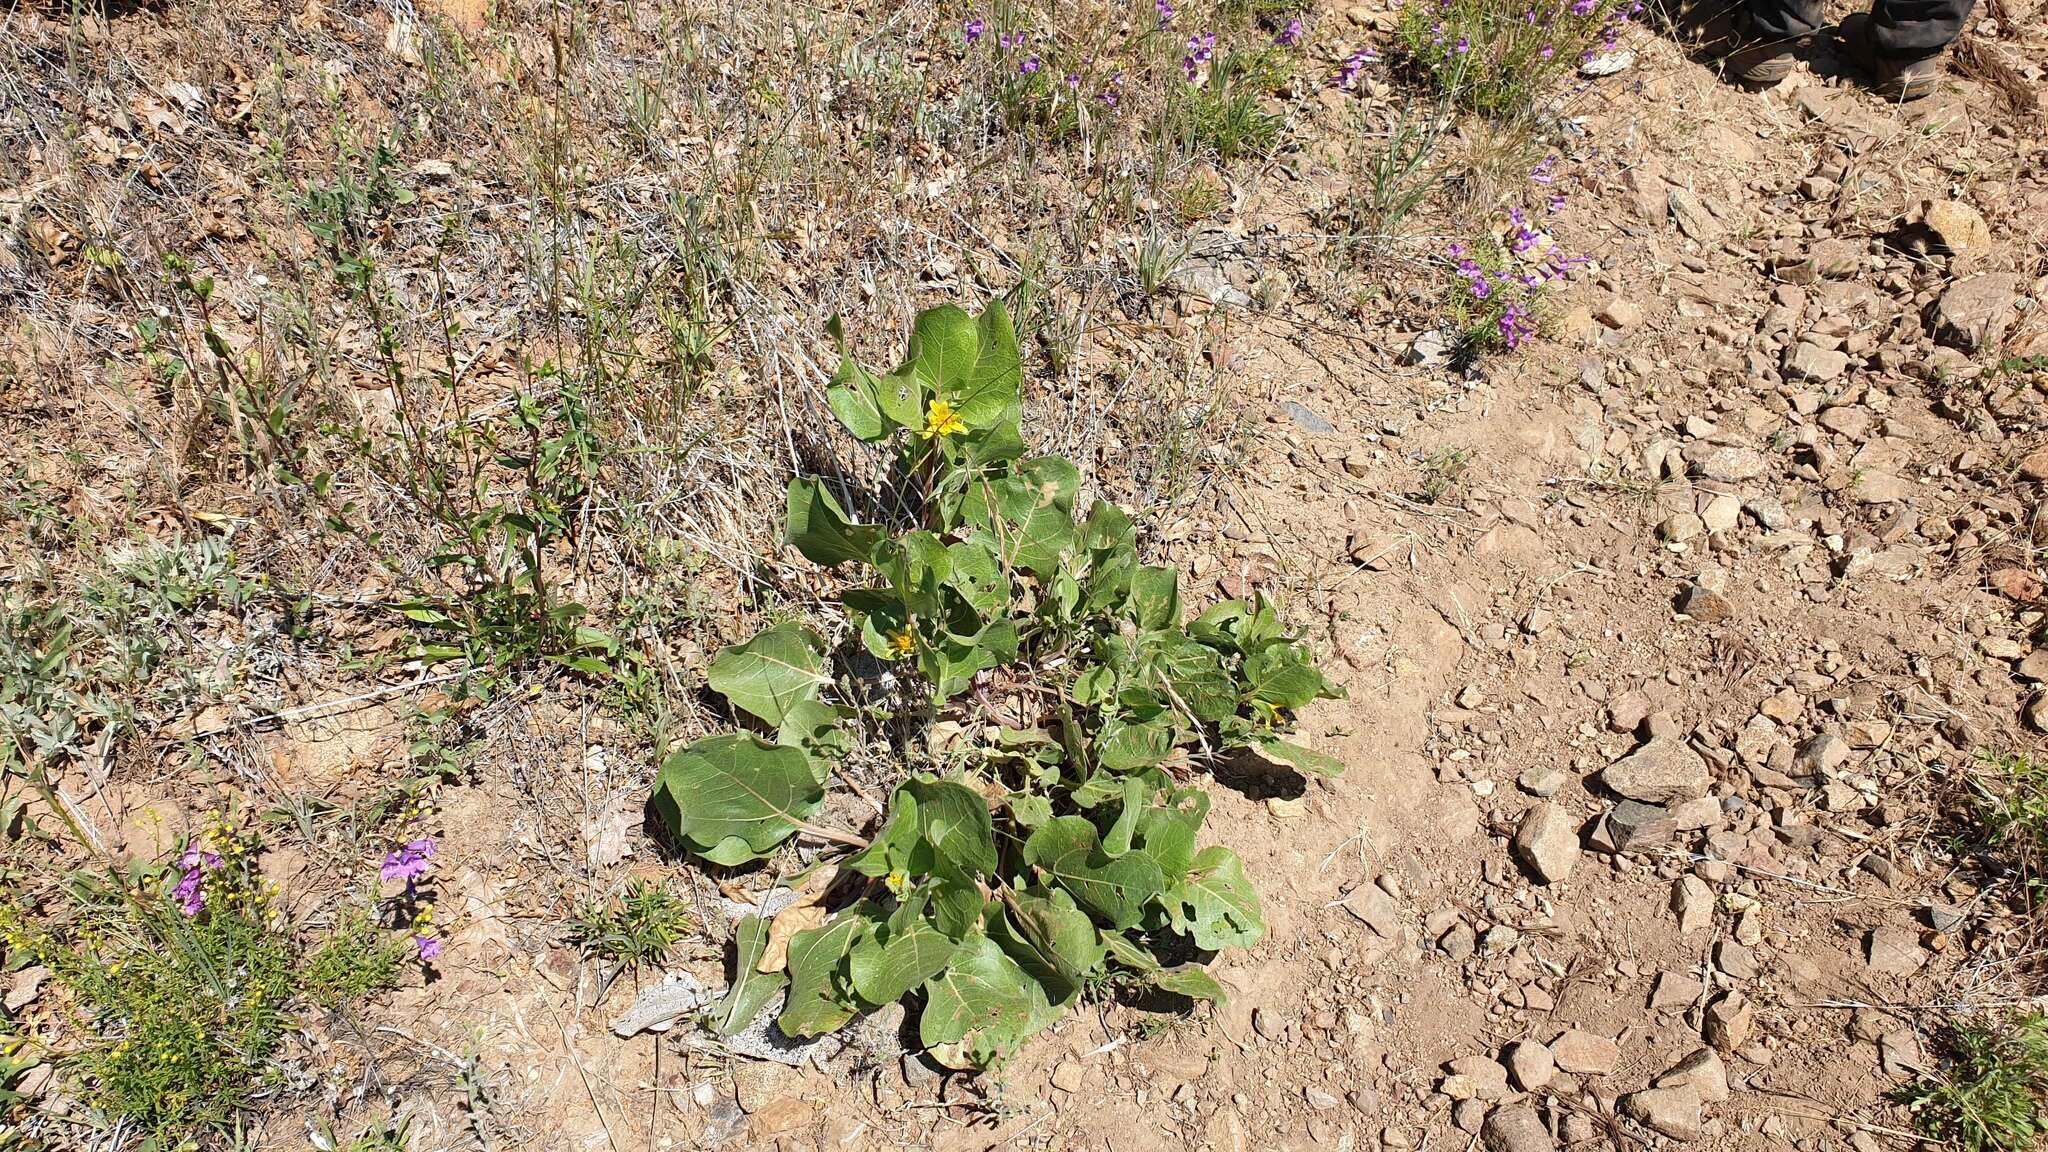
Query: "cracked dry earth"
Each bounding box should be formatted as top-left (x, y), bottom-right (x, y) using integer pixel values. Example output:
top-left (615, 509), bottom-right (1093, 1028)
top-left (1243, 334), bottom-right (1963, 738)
top-left (221, 11), bottom-right (2048, 1152)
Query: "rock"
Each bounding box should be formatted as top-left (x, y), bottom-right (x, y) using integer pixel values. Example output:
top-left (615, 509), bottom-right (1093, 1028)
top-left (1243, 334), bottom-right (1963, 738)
top-left (1440, 920), bottom-right (1477, 961)
top-left (1598, 299), bottom-right (1643, 328)
top-left (1784, 342), bottom-right (1849, 382)
top-left (1656, 1048), bottom-right (1730, 1103)
top-left (1903, 199), bottom-right (1993, 265)
top-left (1504, 1040), bottom-right (1555, 1091)
top-left (1603, 742), bottom-right (1713, 804)
top-left (2019, 445), bottom-right (2048, 482)
top-left (1453, 1098), bottom-right (1488, 1133)
top-left (1623, 1083), bottom-right (1705, 1140)
top-left (1608, 690), bottom-right (1653, 733)
top-left (1818, 405), bottom-right (1871, 438)
top-left (1651, 970), bottom-right (1696, 1011)
top-left (1866, 927), bottom-right (1926, 976)
top-left (1519, 767), bottom-right (1569, 797)
top-left (1678, 585), bottom-right (1732, 622)
top-left (1879, 1028), bottom-right (1927, 1077)
top-left (1406, 328), bottom-right (1456, 368)
top-left (750, 1096), bottom-right (817, 1135)
top-left (1550, 1029), bottom-right (1621, 1076)
top-left (1990, 568), bottom-right (2045, 602)
top-left (1445, 1055), bottom-right (1512, 1100)
top-left (1280, 401), bottom-right (1336, 435)
top-left (1605, 800), bottom-right (1681, 852)
top-left (1349, 533), bottom-right (1413, 571)
top-left (1704, 992), bottom-right (1753, 1051)
top-left (1808, 239), bottom-right (1862, 277)
top-left (1514, 803), bottom-right (1582, 884)
top-left (1794, 733), bottom-right (1848, 775)
top-left (1689, 444), bottom-right (1768, 482)
top-left (1343, 881), bottom-right (1403, 939)
top-left (1934, 273), bottom-right (2022, 353)
top-left (1483, 1104), bottom-right (1557, 1152)
top-left (1852, 471), bottom-right (1914, 504)
top-left (1715, 940), bottom-right (1759, 981)
top-left (1050, 1061), bottom-right (1085, 1092)
top-left (1660, 512), bottom-right (1706, 542)
top-left (1673, 875), bottom-right (1714, 934)
top-left (1668, 188), bottom-right (1719, 242)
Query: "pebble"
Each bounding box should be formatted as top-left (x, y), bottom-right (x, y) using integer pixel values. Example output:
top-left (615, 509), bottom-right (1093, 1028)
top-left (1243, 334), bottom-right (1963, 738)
top-left (1623, 1083), bottom-right (1705, 1140)
top-left (1865, 927), bottom-right (1927, 976)
top-left (1482, 1105), bottom-right (1556, 1152)
top-left (1672, 875), bottom-right (1714, 934)
top-left (1504, 1040), bottom-right (1555, 1091)
top-left (1656, 1048), bottom-right (1730, 1103)
top-left (1704, 991), bottom-right (1754, 1051)
top-left (1549, 1029), bottom-right (1621, 1075)
top-left (1603, 741), bottom-right (1713, 804)
top-left (1514, 802), bottom-right (1582, 884)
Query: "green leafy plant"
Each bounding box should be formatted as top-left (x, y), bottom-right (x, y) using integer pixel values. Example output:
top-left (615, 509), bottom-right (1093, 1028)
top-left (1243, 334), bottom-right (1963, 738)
top-left (1899, 1011), bottom-right (2048, 1152)
top-left (650, 301), bottom-right (1342, 1067)
top-left (568, 880), bottom-right (693, 970)
top-left (1393, 0), bottom-right (1632, 119)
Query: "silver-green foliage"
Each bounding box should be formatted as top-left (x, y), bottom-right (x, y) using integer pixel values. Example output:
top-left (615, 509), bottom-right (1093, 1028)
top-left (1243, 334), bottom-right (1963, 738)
top-left (652, 301), bottom-right (1343, 1067)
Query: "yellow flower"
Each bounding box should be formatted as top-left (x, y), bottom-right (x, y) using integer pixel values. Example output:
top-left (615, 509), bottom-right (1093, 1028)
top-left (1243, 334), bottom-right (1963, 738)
top-left (920, 398), bottom-right (967, 439)
top-left (885, 628), bottom-right (915, 659)
top-left (885, 870), bottom-right (911, 896)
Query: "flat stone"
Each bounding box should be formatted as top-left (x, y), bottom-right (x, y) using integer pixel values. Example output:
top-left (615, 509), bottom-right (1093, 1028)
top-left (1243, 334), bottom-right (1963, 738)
top-left (1688, 444), bottom-right (1768, 482)
top-left (1623, 1083), bottom-right (1704, 1140)
top-left (1673, 874), bottom-right (1714, 934)
top-left (1879, 1028), bottom-right (1927, 1077)
top-left (1550, 1029), bottom-right (1621, 1076)
top-left (1650, 970), bottom-right (1697, 1011)
top-left (1598, 299), bottom-right (1643, 328)
top-left (1342, 880), bottom-right (1402, 939)
top-left (1934, 273), bottom-right (2022, 353)
top-left (1607, 800), bottom-right (1682, 853)
top-left (1514, 802), bottom-right (1582, 884)
top-left (1483, 1104), bottom-right (1557, 1152)
top-left (1865, 927), bottom-right (1926, 976)
top-left (1656, 1048), bottom-right (1730, 1104)
top-left (1852, 471), bottom-right (1914, 504)
top-left (1445, 1055), bottom-right (1512, 1101)
top-left (1608, 690), bottom-right (1653, 733)
top-left (1715, 940), bottom-right (1759, 981)
top-left (1678, 585), bottom-right (1732, 622)
top-left (1783, 342), bottom-right (1849, 382)
top-left (1603, 742), bottom-right (1713, 804)
top-left (1504, 1040), bottom-right (1555, 1091)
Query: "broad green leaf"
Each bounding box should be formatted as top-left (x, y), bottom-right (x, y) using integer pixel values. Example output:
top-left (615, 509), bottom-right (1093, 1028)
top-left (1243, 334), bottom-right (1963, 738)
top-left (1100, 930), bottom-right (1159, 973)
top-left (1006, 792), bottom-right (1054, 828)
top-left (995, 887), bottom-right (1102, 1003)
top-left (1152, 965), bottom-right (1226, 1004)
top-left (1255, 737), bottom-right (1347, 777)
top-left (1153, 640), bottom-right (1236, 723)
top-left (1242, 644), bottom-right (1330, 711)
top-left (776, 698), bottom-right (847, 764)
top-left (850, 918), bottom-right (964, 1006)
top-left (902, 302), bottom-right (1021, 430)
top-left (652, 734), bottom-right (826, 865)
top-left (874, 366), bottom-right (926, 432)
top-left (1129, 565), bottom-right (1180, 631)
top-left (1168, 846), bottom-right (1265, 950)
top-left (918, 934), bottom-right (1049, 1060)
top-left (786, 478), bottom-right (882, 568)
top-left (710, 916), bottom-right (788, 1035)
top-left (1134, 786), bottom-right (1208, 882)
top-left (1095, 713), bottom-right (1174, 772)
top-left (825, 317), bottom-right (889, 440)
top-left (1101, 777), bottom-right (1145, 858)
top-left (1080, 499), bottom-right (1134, 553)
top-left (779, 915), bottom-right (865, 1037)
top-left (905, 778), bottom-right (998, 876)
top-left (1023, 816), bottom-right (1166, 929)
top-left (844, 791), bottom-right (921, 878)
top-left (945, 539), bottom-right (1008, 617)
top-left (1014, 455), bottom-right (1080, 515)
top-left (706, 623), bottom-right (829, 727)
top-left (999, 503), bottom-right (1076, 578)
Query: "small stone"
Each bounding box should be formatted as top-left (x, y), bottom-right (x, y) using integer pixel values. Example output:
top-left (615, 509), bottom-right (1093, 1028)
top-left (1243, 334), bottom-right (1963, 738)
top-left (1550, 1029), bottom-right (1621, 1076)
top-left (1504, 1041), bottom-right (1555, 1091)
top-left (1446, 1055), bottom-right (1512, 1100)
top-left (1660, 512), bottom-right (1706, 542)
top-left (1656, 1048), bottom-right (1730, 1104)
top-left (1783, 342), bottom-right (1849, 382)
top-left (1307, 1086), bottom-right (1342, 1111)
top-left (1519, 767), bottom-right (1569, 797)
top-left (1650, 970), bottom-right (1697, 1012)
top-left (1934, 273), bottom-right (2022, 353)
top-left (1603, 742), bottom-right (1713, 804)
top-left (1050, 1062), bottom-right (1085, 1093)
top-left (1514, 802), bottom-right (1582, 884)
top-left (1704, 991), bottom-right (1753, 1051)
top-left (1678, 585), bottom-right (1732, 622)
top-left (1690, 444), bottom-right (1769, 482)
top-left (1669, 188), bottom-right (1719, 242)
top-left (1343, 881), bottom-right (1403, 940)
top-left (1623, 1083), bottom-right (1704, 1140)
top-left (1865, 927), bottom-right (1926, 976)
top-left (1406, 328), bottom-right (1456, 368)
top-left (1607, 800), bottom-right (1682, 852)
top-left (1598, 299), bottom-right (1643, 329)
top-left (1673, 875), bottom-right (1714, 934)
top-left (1879, 1029), bottom-right (1927, 1077)
top-left (1852, 471), bottom-right (1914, 504)
top-left (1454, 1098), bottom-right (1488, 1133)
top-left (1608, 690), bottom-right (1653, 733)
top-left (750, 1096), bottom-right (817, 1136)
top-left (1925, 902), bottom-right (1967, 932)
top-left (1483, 1104), bottom-right (1557, 1152)
top-left (1794, 733), bottom-right (1849, 775)
top-left (1715, 940), bottom-right (1759, 981)
top-left (1440, 921), bottom-right (1477, 962)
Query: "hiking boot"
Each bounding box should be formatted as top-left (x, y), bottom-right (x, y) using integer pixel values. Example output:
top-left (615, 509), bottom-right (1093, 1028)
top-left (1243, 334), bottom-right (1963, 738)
top-left (1839, 13), bottom-right (1945, 101)
top-left (1687, 5), bottom-right (1804, 85)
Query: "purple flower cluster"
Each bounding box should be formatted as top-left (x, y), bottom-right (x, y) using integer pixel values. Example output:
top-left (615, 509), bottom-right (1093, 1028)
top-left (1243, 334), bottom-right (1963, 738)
top-left (1497, 304), bottom-right (1536, 349)
top-left (1335, 48), bottom-right (1377, 88)
top-left (1102, 70), bottom-right (1124, 105)
top-left (964, 15), bottom-right (984, 43)
top-left (381, 837), bottom-right (436, 884)
top-left (1020, 55), bottom-right (1042, 75)
top-left (999, 29), bottom-right (1026, 51)
top-left (1182, 31), bottom-right (1216, 81)
top-left (1156, 0), bottom-right (1175, 25)
top-left (173, 845), bottom-right (223, 917)
top-left (1276, 17), bottom-right (1305, 46)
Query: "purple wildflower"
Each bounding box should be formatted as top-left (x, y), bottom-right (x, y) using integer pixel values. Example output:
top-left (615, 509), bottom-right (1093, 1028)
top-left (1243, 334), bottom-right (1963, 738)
top-left (1468, 274), bottom-right (1492, 300)
top-left (1276, 17), bottom-right (1304, 46)
top-left (1548, 192), bottom-right (1567, 213)
top-left (415, 934), bottom-right (444, 961)
top-left (1187, 31), bottom-right (1216, 62)
top-left (1453, 36), bottom-right (1470, 54)
top-left (1020, 55), bottom-right (1042, 74)
top-left (1539, 43), bottom-right (1555, 58)
top-left (964, 16), bottom-right (985, 42)
top-left (1570, 0), bottom-right (1597, 15)
top-left (1102, 70), bottom-right (1124, 105)
top-left (174, 867), bottom-right (205, 916)
top-left (1335, 48), bottom-right (1376, 87)
top-left (381, 837), bottom-right (436, 883)
top-left (1530, 155), bottom-right (1557, 185)
top-left (999, 30), bottom-right (1024, 50)
top-left (1156, 0), bottom-right (1175, 24)
top-left (1498, 304), bottom-right (1535, 349)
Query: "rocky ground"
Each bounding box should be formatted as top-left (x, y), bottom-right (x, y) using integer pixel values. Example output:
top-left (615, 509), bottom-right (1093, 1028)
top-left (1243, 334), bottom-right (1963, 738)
top-left (3, 0), bottom-right (2046, 1149)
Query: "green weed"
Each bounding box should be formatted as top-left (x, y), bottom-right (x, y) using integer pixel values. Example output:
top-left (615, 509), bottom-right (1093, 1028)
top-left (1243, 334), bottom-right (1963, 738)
top-left (1393, 0), bottom-right (1633, 119)
top-left (569, 880), bottom-right (692, 970)
top-left (1970, 750), bottom-right (2048, 901)
top-left (1899, 1012), bottom-right (2048, 1152)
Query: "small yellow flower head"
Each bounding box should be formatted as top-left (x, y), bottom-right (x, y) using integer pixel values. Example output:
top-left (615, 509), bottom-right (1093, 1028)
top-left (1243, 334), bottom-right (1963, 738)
top-left (885, 870), bottom-right (911, 896)
top-left (885, 627), bottom-right (915, 660)
top-left (921, 398), bottom-right (967, 439)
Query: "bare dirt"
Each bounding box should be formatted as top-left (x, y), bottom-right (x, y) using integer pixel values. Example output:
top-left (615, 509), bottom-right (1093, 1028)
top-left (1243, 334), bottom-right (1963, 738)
top-left (4, 0), bottom-right (2047, 1150)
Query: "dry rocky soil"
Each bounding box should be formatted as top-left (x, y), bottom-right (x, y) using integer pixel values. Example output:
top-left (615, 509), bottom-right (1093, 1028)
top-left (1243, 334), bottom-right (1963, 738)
top-left (5, 0), bottom-right (2048, 1150)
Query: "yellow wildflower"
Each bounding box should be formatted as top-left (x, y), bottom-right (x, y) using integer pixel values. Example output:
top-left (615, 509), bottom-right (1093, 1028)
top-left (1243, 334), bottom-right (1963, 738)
top-left (885, 870), bottom-right (911, 896)
top-left (885, 628), bottom-right (915, 659)
top-left (920, 398), bottom-right (967, 439)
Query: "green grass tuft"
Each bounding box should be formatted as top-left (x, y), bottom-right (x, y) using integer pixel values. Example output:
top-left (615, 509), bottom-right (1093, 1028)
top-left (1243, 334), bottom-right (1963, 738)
top-left (1900, 1012), bottom-right (2048, 1152)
